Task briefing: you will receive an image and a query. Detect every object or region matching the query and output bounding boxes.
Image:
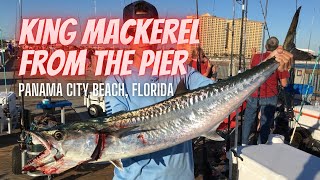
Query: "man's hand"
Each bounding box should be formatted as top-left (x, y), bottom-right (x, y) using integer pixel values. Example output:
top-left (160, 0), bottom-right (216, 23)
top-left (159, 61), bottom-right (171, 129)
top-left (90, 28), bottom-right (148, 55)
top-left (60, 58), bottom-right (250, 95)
top-left (267, 46), bottom-right (293, 72)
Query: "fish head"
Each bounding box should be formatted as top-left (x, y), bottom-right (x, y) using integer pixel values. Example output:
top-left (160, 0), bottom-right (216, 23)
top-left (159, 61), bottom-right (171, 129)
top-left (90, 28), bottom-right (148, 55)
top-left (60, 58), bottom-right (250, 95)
top-left (23, 126), bottom-right (98, 174)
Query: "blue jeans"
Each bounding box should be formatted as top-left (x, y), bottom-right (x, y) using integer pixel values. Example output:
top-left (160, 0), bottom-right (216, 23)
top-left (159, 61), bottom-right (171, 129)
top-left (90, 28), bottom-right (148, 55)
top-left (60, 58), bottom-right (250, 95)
top-left (242, 96), bottom-right (278, 144)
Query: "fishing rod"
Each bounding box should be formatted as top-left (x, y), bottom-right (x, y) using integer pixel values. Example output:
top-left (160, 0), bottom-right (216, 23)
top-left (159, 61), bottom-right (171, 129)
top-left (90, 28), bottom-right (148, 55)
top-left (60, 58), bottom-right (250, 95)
top-left (17, 0), bottom-right (29, 175)
top-left (242, 0), bottom-right (248, 71)
top-left (259, 0), bottom-right (270, 59)
top-left (19, 0), bottom-right (26, 131)
top-left (93, 0), bottom-right (97, 17)
top-left (229, 0), bottom-right (235, 77)
top-left (0, 29), bottom-right (8, 94)
top-left (194, 1), bottom-right (213, 178)
top-left (307, 9), bottom-right (315, 54)
top-left (228, 1), bottom-right (246, 178)
top-left (236, 0), bottom-right (248, 147)
top-left (15, 0), bottom-right (18, 44)
top-left (238, 0), bottom-right (246, 72)
top-left (227, 0), bottom-right (237, 131)
top-left (227, 1), bottom-right (236, 178)
top-left (212, 0), bottom-right (216, 15)
top-left (196, 0), bottom-right (201, 73)
top-left (255, 0), bottom-right (269, 145)
top-left (226, 0), bottom-right (235, 151)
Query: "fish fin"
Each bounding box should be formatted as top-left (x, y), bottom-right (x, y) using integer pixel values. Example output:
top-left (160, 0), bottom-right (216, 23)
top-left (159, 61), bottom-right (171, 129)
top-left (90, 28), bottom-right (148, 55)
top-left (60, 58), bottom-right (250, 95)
top-left (283, 6), bottom-right (301, 51)
top-left (110, 159), bottom-right (123, 170)
top-left (108, 110), bottom-right (127, 117)
top-left (91, 126), bottom-right (138, 161)
top-left (202, 131), bottom-right (225, 141)
top-left (91, 133), bottom-right (104, 160)
top-left (291, 47), bottom-right (314, 60)
top-left (174, 78), bottom-right (189, 96)
top-left (112, 128), bottom-right (157, 138)
top-left (202, 124), bottom-right (225, 141)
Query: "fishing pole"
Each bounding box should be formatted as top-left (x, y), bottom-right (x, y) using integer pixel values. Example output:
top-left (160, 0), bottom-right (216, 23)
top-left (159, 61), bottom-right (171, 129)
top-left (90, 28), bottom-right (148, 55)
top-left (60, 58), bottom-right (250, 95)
top-left (15, 0), bottom-right (18, 43)
top-left (259, 0), bottom-right (270, 40)
top-left (227, 1), bottom-right (236, 178)
top-left (196, 0), bottom-right (201, 73)
top-left (238, 0), bottom-right (245, 72)
top-left (242, 0), bottom-right (248, 71)
top-left (226, 1), bottom-right (236, 178)
top-left (227, 0), bottom-right (237, 135)
top-left (229, 0), bottom-right (235, 77)
top-left (259, 0), bottom-right (269, 63)
top-left (212, 0), bottom-right (216, 15)
top-left (237, 0), bottom-right (247, 147)
top-left (19, 0), bottom-right (26, 131)
top-left (194, 1), bottom-right (213, 178)
top-left (93, 0), bottom-right (97, 17)
top-left (255, 0), bottom-right (269, 146)
top-left (0, 29), bottom-right (8, 94)
top-left (307, 9), bottom-right (315, 54)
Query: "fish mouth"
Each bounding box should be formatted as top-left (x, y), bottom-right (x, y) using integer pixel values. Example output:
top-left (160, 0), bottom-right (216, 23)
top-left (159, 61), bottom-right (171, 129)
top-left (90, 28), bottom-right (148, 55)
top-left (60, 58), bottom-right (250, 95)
top-left (26, 131), bottom-right (51, 150)
top-left (23, 131), bottom-right (64, 174)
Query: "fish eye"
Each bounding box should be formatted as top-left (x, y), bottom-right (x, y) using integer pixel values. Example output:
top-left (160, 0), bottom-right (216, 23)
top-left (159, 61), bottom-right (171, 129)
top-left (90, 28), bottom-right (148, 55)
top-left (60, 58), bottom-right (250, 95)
top-left (53, 131), bottom-right (64, 141)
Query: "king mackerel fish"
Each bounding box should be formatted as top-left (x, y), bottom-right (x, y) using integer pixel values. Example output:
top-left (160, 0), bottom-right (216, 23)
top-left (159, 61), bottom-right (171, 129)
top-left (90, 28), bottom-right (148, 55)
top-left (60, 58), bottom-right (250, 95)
top-left (23, 7), bottom-right (302, 175)
top-left (23, 59), bottom-right (279, 174)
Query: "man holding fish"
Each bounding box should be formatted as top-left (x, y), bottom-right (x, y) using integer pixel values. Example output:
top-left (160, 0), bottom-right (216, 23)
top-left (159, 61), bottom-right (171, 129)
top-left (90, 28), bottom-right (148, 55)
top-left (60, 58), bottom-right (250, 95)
top-left (105, 1), bottom-right (293, 180)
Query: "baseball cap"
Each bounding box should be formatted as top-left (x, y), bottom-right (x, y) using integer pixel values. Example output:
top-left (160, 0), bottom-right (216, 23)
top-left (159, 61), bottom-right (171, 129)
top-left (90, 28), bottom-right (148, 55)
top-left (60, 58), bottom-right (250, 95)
top-left (123, 0), bottom-right (159, 22)
top-left (266, 36), bottom-right (279, 51)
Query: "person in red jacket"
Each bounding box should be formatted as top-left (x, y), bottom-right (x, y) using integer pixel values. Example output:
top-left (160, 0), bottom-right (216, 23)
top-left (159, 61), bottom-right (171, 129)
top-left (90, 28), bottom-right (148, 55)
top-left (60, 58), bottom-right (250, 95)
top-left (190, 48), bottom-right (212, 77)
top-left (242, 37), bottom-right (290, 145)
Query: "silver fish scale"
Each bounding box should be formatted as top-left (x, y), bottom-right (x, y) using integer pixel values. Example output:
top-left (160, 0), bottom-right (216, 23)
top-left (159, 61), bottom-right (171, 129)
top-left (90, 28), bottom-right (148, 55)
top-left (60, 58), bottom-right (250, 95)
top-left (105, 81), bottom-right (238, 135)
top-left (28, 59), bottom-right (281, 166)
top-left (100, 60), bottom-right (280, 161)
top-left (104, 87), bottom-right (219, 130)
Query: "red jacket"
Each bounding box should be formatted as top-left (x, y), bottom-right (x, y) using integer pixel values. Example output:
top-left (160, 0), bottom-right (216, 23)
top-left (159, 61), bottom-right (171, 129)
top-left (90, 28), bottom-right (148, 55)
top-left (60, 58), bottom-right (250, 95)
top-left (191, 59), bottom-right (209, 75)
top-left (250, 52), bottom-right (289, 98)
